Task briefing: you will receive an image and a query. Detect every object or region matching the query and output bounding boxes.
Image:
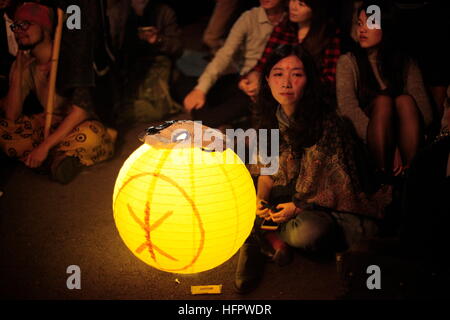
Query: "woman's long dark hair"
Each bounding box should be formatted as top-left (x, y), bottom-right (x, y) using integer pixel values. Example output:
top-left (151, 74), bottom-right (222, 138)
top-left (354, 1), bottom-right (410, 107)
top-left (299, 0), bottom-right (337, 63)
top-left (254, 44), bottom-right (332, 151)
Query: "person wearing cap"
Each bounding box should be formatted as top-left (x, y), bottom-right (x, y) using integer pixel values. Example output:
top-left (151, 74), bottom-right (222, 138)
top-left (0, 2), bottom-right (116, 184)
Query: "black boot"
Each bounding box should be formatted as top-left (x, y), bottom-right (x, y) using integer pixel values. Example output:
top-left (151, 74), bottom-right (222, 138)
top-left (50, 153), bottom-right (84, 185)
top-left (234, 243), bottom-right (266, 294)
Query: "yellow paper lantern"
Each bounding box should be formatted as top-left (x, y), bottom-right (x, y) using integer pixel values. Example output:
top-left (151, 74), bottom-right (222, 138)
top-left (113, 121), bottom-right (256, 274)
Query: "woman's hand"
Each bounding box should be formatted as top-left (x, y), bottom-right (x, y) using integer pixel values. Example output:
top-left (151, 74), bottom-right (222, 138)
top-left (238, 78), bottom-right (257, 102)
top-left (24, 142), bottom-right (50, 168)
top-left (256, 198), bottom-right (271, 220)
top-left (238, 71), bottom-right (260, 101)
top-left (269, 202), bottom-right (299, 224)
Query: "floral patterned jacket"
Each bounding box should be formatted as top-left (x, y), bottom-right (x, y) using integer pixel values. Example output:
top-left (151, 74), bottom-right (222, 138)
top-left (251, 107), bottom-right (391, 219)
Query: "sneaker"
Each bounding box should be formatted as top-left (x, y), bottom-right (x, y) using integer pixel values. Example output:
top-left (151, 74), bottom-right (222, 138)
top-left (50, 155), bottom-right (83, 185)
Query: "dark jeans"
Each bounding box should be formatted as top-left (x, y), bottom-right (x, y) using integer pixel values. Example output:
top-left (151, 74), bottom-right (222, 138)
top-left (250, 184), bottom-right (379, 253)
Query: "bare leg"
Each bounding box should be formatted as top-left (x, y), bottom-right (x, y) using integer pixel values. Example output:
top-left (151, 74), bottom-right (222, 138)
top-left (367, 95), bottom-right (395, 172)
top-left (395, 94), bottom-right (423, 169)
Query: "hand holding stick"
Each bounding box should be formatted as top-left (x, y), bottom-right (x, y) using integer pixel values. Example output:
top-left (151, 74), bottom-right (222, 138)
top-left (44, 7), bottom-right (64, 139)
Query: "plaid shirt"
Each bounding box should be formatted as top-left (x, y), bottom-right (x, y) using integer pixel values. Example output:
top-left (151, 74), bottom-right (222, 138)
top-left (251, 15), bottom-right (341, 85)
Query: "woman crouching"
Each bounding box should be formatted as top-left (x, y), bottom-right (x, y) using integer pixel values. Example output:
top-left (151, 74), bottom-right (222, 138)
top-left (235, 44), bottom-right (391, 294)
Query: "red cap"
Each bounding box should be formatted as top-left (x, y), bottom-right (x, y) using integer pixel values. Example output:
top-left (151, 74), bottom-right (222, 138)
top-left (14, 2), bottom-right (53, 31)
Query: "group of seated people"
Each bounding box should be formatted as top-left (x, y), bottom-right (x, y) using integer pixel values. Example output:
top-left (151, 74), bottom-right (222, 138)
top-left (1, 0), bottom-right (449, 294)
top-left (0, 1), bottom-right (118, 184)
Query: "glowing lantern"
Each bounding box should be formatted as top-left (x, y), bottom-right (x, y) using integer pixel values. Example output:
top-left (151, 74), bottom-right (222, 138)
top-left (113, 121), bottom-right (256, 274)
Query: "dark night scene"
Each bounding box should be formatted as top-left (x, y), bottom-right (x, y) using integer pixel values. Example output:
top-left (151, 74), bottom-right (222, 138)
top-left (0, 0), bottom-right (449, 307)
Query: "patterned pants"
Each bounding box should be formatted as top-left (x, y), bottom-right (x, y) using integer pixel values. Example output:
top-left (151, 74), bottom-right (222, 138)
top-left (0, 113), bottom-right (115, 167)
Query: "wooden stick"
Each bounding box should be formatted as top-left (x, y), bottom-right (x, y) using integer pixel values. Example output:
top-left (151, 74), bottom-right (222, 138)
top-left (44, 7), bottom-right (64, 139)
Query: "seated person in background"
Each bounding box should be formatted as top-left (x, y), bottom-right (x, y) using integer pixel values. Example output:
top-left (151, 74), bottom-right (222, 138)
top-left (235, 44), bottom-right (391, 294)
top-left (0, 2), bottom-right (116, 184)
top-left (183, 0), bottom-right (287, 129)
top-left (392, 0), bottom-right (449, 136)
top-left (114, 0), bottom-right (183, 124)
top-left (336, 1), bottom-right (433, 182)
top-left (239, 0), bottom-right (342, 104)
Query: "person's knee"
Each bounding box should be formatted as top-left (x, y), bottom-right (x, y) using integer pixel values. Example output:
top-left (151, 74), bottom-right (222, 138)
top-left (371, 95), bottom-right (395, 116)
top-left (76, 121), bottom-right (105, 145)
top-left (373, 94), bottom-right (394, 105)
top-left (0, 139), bottom-right (35, 159)
top-left (0, 128), bottom-right (35, 159)
top-left (284, 220), bottom-right (334, 251)
top-left (395, 94), bottom-right (417, 112)
top-left (395, 94), bottom-right (414, 104)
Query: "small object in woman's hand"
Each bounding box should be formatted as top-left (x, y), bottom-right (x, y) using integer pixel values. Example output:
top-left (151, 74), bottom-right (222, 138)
top-left (260, 201), bottom-right (280, 230)
top-left (138, 26), bottom-right (156, 33)
top-left (260, 218), bottom-right (278, 230)
top-left (260, 201), bottom-right (281, 212)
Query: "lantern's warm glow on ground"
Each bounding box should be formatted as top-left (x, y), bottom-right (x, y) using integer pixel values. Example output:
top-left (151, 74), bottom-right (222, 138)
top-left (113, 143), bottom-right (256, 274)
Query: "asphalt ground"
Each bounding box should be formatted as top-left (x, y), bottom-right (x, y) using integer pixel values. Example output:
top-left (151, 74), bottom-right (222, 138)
top-left (0, 121), bottom-right (341, 300)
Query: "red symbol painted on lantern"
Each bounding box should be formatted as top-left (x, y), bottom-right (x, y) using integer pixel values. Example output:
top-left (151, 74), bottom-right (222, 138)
top-left (127, 203), bottom-right (177, 262)
top-left (114, 172), bottom-right (205, 272)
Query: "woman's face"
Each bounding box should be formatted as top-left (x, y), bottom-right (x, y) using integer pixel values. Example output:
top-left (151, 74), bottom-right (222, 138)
top-left (260, 0), bottom-right (284, 10)
top-left (266, 55), bottom-right (307, 109)
top-left (357, 10), bottom-right (383, 49)
top-left (289, 0), bottom-right (313, 24)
